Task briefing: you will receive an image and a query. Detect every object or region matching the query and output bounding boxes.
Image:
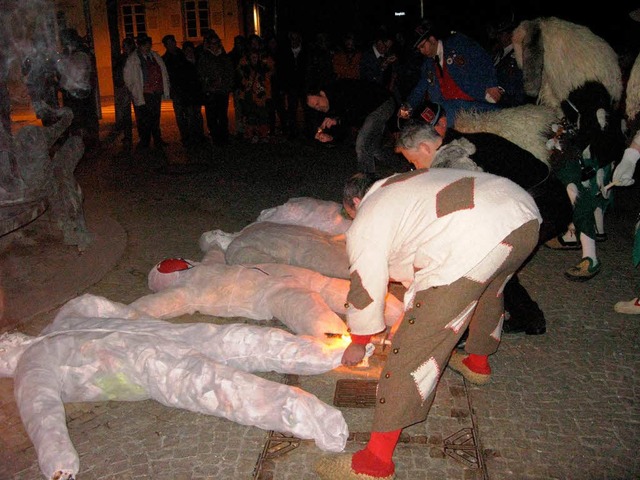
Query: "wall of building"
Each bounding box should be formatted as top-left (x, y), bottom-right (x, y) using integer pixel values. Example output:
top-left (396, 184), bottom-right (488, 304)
top-left (57, 0), bottom-right (242, 98)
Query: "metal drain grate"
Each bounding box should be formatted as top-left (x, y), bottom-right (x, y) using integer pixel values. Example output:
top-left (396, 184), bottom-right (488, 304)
top-left (443, 428), bottom-right (480, 468)
top-left (333, 379), bottom-right (378, 408)
top-left (253, 431), bottom-right (301, 479)
top-left (262, 431), bottom-right (300, 459)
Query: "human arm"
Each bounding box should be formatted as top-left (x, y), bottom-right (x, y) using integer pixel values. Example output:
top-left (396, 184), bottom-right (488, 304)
top-left (320, 117), bottom-right (338, 130)
top-left (405, 59), bottom-right (431, 109)
top-left (484, 86), bottom-right (503, 104)
top-left (123, 55), bottom-right (145, 106)
top-left (14, 344), bottom-right (80, 480)
top-left (129, 287), bottom-right (197, 318)
top-left (342, 195), bottom-right (395, 365)
top-left (612, 131), bottom-right (640, 187)
top-left (155, 53), bottom-right (171, 99)
top-left (315, 117), bottom-right (338, 142)
top-left (448, 34), bottom-right (500, 102)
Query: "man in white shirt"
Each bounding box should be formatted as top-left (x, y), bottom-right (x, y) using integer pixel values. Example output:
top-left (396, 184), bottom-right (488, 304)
top-left (315, 126), bottom-right (541, 480)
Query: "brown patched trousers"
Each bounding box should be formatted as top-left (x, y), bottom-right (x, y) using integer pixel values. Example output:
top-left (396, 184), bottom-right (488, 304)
top-left (372, 220), bottom-right (540, 432)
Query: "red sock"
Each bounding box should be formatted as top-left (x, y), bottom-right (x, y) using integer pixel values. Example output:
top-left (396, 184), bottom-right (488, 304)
top-left (351, 430), bottom-right (401, 477)
top-left (463, 353), bottom-right (491, 374)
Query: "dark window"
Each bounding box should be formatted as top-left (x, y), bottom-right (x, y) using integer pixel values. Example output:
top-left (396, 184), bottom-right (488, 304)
top-left (183, 0), bottom-right (210, 39)
top-left (122, 4), bottom-right (146, 38)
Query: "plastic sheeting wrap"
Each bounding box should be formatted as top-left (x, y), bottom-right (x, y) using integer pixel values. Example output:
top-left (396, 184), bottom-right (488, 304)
top-left (132, 247), bottom-right (349, 337)
top-left (1, 294), bottom-right (354, 480)
top-left (132, 248), bottom-right (404, 337)
top-left (255, 197), bottom-right (352, 235)
top-left (224, 222), bottom-right (351, 279)
top-left (199, 197), bottom-right (352, 252)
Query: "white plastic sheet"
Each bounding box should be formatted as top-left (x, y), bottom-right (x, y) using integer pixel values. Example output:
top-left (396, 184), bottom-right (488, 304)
top-left (199, 197), bottom-right (352, 252)
top-left (255, 197), bottom-right (352, 235)
top-left (132, 247), bottom-right (404, 337)
top-left (1, 294), bottom-right (354, 480)
top-left (223, 222), bottom-right (351, 279)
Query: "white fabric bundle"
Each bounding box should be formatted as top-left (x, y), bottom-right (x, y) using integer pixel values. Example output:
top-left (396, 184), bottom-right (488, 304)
top-left (1, 294), bottom-right (353, 480)
top-left (134, 247), bottom-right (404, 336)
top-left (223, 222), bottom-right (351, 279)
top-left (133, 247), bottom-right (352, 338)
top-left (199, 197), bottom-right (352, 252)
top-left (255, 197), bottom-right (352, 235)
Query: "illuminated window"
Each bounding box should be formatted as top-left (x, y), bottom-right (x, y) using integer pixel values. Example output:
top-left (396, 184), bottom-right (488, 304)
top-left (122, 4), bottom-right (146, 38)
top-left (183, 0), bottom-right (210, 39)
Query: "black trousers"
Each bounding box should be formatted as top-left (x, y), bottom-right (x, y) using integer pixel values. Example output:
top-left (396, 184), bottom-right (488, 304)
top-left (134, 92), bottom-right (163, 147)
top-left (203, 92), bottom-right (230, 144)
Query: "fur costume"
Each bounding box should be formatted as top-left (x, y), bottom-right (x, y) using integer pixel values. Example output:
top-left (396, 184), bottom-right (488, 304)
top-left (457, 17), bottom-right (624, 172)
top-left (512, 17), bottom-right (622, 109)
top-left (625, 53), bottom-right (640, 135)
top-left (0, 294), bottom-right (355, 480)
top-left (556, 82), bottom-right (625, 172)
top-left (430, 138), bottom-right (482, 171)
top-left (454, 104), bottom-right (558, 163)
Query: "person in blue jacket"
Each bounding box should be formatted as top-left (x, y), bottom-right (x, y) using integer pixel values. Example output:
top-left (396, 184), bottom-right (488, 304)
top-left (402, 18), bottom-right (503, 127)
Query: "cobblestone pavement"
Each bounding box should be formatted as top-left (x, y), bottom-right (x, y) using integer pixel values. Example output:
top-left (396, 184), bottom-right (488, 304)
top-left (1, 104), bottom-right (639, 479)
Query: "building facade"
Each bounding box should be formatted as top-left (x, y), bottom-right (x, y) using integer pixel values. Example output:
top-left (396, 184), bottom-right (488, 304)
top-left (60, 0), bottom-right (246, 97)
top-left (2, 0), bottom-right (251, 105)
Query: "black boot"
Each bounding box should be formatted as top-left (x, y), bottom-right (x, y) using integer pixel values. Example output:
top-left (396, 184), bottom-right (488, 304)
top-left (502, 275), bottom-right (547, 335)
top-left (502, 309), bottom-right (547, 335)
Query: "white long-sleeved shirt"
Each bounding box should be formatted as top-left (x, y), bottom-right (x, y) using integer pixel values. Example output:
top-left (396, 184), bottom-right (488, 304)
top-left (345, 168), bottom-right (541, 335)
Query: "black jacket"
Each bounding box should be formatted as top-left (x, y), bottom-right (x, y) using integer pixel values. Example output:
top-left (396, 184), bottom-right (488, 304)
top-left (323, 79), bottom-right (395, 128)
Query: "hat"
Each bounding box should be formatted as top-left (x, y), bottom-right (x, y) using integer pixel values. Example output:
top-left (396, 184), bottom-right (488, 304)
top-left (416, 101), bottom-right (446, 126)
top-left (412, 20), bottom-right (433, 49)
top-left (493, 10), bottom-right (517, 34)
top-left (397, 101), bottom-right (446, 131)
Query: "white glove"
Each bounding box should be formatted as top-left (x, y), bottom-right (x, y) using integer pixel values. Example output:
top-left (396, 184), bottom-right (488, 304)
top-left (612, 147), bottom-right (640, 187)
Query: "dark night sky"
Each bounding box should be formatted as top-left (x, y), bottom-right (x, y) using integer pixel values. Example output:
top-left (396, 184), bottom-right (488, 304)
top-left (270, 0), bottom-right (637, 52)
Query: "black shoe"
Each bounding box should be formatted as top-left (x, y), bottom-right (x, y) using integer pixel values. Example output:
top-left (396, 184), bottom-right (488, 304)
top-left (502, 315), bottom-right (546, 335)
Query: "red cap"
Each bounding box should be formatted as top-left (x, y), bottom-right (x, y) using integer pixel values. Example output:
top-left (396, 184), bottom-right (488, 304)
top-left (156, 258), bottom-right (194, 273)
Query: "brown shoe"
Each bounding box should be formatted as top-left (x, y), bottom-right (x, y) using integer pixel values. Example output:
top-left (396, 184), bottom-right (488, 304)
top-left (314, 454), bottom-right (395, 480)
top-left (448, 350), bottom-right (491, 385)
top-left (564, 257), bottom-right (601, 282)
top-left (545, 235), bottom-right (580, 250)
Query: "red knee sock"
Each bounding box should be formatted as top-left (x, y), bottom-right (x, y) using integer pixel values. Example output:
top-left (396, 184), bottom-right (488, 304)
top-left (463, 353), bottom-right (491, 374)
top-left (351, 429), bottom-right (401, 477)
